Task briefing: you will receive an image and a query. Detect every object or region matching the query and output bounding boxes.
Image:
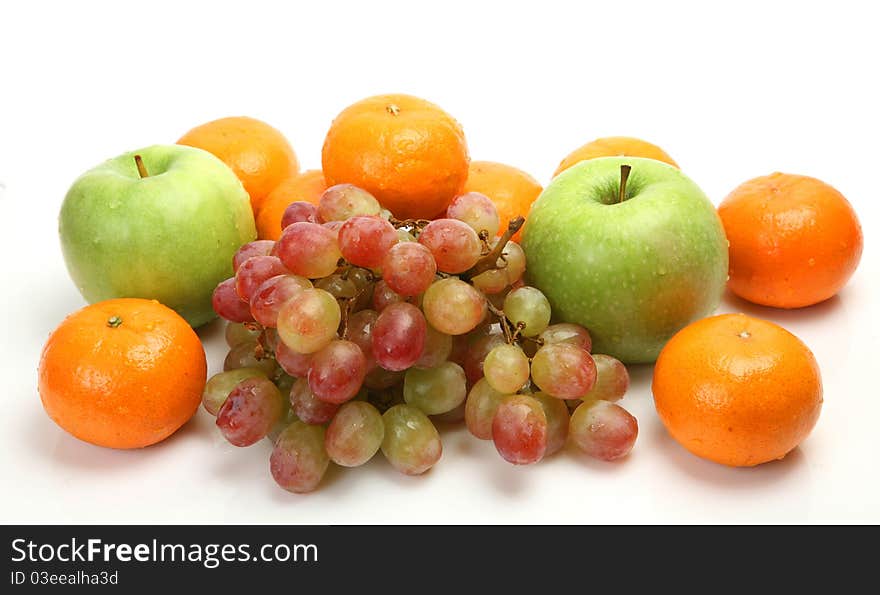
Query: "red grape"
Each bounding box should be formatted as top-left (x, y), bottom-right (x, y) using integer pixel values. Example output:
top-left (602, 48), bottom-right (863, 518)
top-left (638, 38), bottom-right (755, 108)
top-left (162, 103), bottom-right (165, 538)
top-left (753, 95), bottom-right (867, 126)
top-left (212, 278), bottom-right (255, 323)
top-left (290, 377), bottom-right (339, 424)
top-left (371, 302), bottom-right (427, 371)
top-left (569, 400), bottom-right (638, 461)
top-left (324, 401), bottom-right (384, 467)
top-left (275, 339), bottom-right (313, 378)
top-left (216, 377), bottom-right (284, 447)
top-left (418, 218), bottom-right (482, 273)
top-left (202, 368), bottom-right (266, 415)
top-left (539, 323), bottom-right (593, 353)
top-left (318, 184), bottom-right (381, 222)
top-left (323, 220), bottom-right (344, 234)
top-left (233, 240), bottom-right (275, 272)
top-left (446, 191), bottom-right (500, 237)
top-left (492, 394), bottom-right (547, 465)
top-left (276, 222), bottom-right (342, 279)
top-left (307, 339), bottom-right (367, 404)
top-left (235, 255), bottom-right (288, 303)
top-left (344, 309), bottom-right (378, 370)
top-left (281, 201), bottom-right (319, 229)
top-left (338, 215), bottom-right (398, 268)
top-left (250, 274), bottom-right (312, 327)
top-left (372, 279), bottom-right (404, 312)
top-left (270, 421), bottom-right (329, 493)
top-left (382, 241), bottom-right (437, 296)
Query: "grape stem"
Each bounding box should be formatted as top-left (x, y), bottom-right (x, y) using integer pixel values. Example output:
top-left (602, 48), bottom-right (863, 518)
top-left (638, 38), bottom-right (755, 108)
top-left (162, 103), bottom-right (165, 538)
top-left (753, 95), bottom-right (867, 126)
top-left (465, 216), bottom-right (525, 279)
top-left (255, 327), bottom-right (273, 360)
top-left (478, 229), bottom-right (492, 255)
top-left (521, 335), bottom-right (544, 347)
top-left (389, 217), bottom-right (432, 232)
top-left (486, 301), bottom-right (515, 344)
top-left (339, 295), bottom-right (357, 338)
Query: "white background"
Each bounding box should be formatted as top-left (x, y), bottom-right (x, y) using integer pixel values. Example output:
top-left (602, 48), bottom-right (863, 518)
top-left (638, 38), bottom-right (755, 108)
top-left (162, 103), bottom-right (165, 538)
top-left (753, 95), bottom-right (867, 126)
top-left (1, 0), bottom-right (878, 524)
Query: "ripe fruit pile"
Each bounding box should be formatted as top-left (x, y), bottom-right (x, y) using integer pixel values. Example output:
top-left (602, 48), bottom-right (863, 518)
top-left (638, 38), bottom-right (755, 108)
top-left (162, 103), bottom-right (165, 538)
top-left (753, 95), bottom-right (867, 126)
top-left (206, 184), bottom-right (638, 492)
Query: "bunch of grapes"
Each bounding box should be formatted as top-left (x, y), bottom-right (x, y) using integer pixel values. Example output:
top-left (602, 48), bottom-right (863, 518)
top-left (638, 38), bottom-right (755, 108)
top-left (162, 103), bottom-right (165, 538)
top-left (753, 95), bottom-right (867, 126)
top-left (206, 183), bottom-right (638, 493)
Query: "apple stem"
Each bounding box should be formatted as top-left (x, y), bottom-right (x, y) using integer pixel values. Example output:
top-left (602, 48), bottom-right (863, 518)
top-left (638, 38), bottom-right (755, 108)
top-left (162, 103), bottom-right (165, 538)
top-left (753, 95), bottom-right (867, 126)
top-left (466, 216), bottom-right (525, 278)
top-left (618, 164), bottom-right (631, 203)
top-left (134, 154), bottom-right (149, 178)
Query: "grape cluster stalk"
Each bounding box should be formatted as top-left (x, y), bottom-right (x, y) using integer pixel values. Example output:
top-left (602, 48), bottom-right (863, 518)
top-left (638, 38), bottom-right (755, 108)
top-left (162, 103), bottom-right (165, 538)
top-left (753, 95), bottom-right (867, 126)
top-left (207, 184), bottom-right (638, 493)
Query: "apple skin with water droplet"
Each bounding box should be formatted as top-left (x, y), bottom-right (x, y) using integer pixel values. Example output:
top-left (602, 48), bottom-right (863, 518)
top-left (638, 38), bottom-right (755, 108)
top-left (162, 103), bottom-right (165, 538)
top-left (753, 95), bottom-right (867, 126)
top-left (59, 144), bottom-right (256, 327)
top-left (522, 156), bottom-right (728, 363)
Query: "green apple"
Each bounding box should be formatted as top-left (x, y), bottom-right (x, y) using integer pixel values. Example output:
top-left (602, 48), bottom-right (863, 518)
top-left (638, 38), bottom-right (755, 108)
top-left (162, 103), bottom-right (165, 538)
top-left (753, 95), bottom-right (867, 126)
top-left (60, 145), bottom-right (256, 327)
top-left (522, 157), bottom-right (727, 363)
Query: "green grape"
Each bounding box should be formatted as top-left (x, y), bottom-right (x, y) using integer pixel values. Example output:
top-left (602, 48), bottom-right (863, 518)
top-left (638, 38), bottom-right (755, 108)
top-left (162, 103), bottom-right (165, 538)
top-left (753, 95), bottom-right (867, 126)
top-left (381, 405), bottom-right (442, 475)
top-left (414, 324), bottom-right (453, 369)
top-left (276, 288), bottom-right (341, 354)
top-left (315, 274), bottom-right (357, 299)
top-left (582, 354), bottom-right (630, 402)
top-left (500, 241), bottom-right (526, 284)
top-left (530, 343), bottom-right (597, 398)
top-left (202, 368), bottom-right (267, 415)
top-left (225, 322), bottom-right (261, 347)
top-left (471, 267), bottom-right (509, 294)
top-left (275, 373), bottom-right (296, 396)
top-left (422, 278), bottom-right (487, 335)
top-left (483, 343), bottom-right (530, 394)
top-left (270, 422), bottom-right (329, 493)
top-left (267, 404), bottom-right (298, 444)
top-left (503, 286), bottom-right (551, 337)
top-left (533, 392), bottom-right (570, 456)
top-left (223, 341), bottom-right (278, 377)
top-left (464, 378), bottom-right (509, 440)
top-left (325, 401), bottom-right (385, 467)
top-left (403, 362), bottom-right (467, 415)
